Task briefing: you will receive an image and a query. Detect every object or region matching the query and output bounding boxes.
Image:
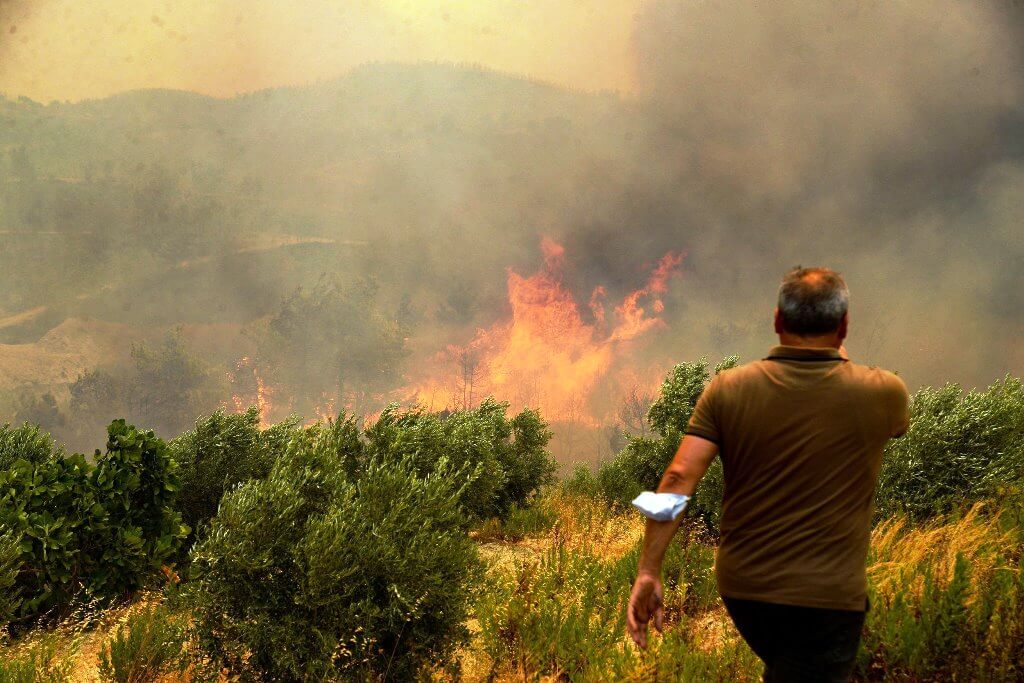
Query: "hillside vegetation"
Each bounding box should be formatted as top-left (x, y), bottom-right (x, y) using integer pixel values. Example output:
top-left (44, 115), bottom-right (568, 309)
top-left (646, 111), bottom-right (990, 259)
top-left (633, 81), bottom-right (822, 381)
top-left (0, 359), bottom-right (1022, 681)
top-left (0, 64), bottom-right (634, 339)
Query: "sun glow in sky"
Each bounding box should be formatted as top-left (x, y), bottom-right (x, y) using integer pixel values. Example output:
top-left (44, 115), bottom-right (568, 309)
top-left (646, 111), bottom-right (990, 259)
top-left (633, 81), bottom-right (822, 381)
top-left (0, 0), bottom-right (641, 102)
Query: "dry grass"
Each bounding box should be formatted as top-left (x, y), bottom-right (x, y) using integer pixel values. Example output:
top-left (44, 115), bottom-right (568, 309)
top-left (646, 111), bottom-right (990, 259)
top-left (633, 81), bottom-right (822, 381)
top-left (684, 607), bottom-right (743, 655)
top-left (458, 495), bottom-right (1023, 682)
top-left (541, 491), bottom-right (644, 559)
top-left (867, 502), bottom-right (1015, 600)
top-left (1, 596), bottom-right (203, 683)
top-left (0, 610), bottom-right (92, 683)
top-left (474, 491), bottom-right (643, 576)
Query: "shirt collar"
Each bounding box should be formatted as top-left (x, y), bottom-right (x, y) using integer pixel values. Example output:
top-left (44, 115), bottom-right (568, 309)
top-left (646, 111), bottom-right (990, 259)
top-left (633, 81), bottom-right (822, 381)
top-left (765, 345), bottom-right (847, 362)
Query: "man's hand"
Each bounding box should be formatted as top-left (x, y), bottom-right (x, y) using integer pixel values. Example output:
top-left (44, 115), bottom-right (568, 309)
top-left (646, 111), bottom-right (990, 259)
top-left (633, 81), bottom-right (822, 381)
top-left (627, 571), bottom-right (664, 649)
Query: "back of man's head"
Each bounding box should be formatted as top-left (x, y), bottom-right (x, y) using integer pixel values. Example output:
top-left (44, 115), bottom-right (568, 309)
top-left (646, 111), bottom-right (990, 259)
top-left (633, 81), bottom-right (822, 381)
top-left (777, 267), bottom-right (849, 336)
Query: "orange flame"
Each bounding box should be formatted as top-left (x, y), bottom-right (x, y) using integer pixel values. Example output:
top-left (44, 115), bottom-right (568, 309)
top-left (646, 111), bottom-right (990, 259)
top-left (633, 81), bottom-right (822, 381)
top-left (407, 237), bottom-right (683, 423)
top-left (228, 356), bottom-right (274, 428)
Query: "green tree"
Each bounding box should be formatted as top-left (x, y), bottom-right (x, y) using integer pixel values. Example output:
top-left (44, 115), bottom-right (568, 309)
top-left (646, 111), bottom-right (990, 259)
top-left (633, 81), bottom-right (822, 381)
top-left (876, 377), bottom-right (1024, 520)
top-left (365, 398), bottom-right (556, 520)
top-left (0, 421), bottom-right (187, 629)
top-left (0, 421), bottom-right (61, 471)
top-left (648, 355), bottom-right (739, 442)
top-left (169, 408), bottom-right (301, 544)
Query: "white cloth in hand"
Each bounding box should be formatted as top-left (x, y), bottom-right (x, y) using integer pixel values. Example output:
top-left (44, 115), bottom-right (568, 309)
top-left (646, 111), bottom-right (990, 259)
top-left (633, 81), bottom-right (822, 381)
top-left (631, 491), bottom-right (690, 521)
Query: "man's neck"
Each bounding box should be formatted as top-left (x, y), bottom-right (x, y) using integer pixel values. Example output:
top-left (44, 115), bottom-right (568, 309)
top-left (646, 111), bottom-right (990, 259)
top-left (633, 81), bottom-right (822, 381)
top-left (777, 333), bottom-right (843, 349)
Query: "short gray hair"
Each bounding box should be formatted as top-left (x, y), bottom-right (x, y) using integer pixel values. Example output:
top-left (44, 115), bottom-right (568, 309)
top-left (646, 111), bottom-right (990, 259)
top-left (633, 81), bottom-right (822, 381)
top-left (777, 267), bottom-right (849, 336)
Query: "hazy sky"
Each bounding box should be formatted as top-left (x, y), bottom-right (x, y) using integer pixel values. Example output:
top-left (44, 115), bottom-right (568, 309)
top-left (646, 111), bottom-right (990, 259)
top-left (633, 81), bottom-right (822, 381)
top-left (0, 0), bottom-right (641, 102)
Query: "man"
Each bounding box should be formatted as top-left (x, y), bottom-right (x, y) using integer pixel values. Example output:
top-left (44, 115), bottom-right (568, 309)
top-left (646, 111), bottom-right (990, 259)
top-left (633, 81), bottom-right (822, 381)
top-left (627, 267), bottom-right (910, 682)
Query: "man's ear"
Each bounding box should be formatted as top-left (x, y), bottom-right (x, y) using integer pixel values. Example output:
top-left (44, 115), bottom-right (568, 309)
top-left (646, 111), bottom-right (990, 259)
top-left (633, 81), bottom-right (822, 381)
top-left (837, 312), bottom-right (849, 340)
top-left (774, 308), bottom-right (785, 335)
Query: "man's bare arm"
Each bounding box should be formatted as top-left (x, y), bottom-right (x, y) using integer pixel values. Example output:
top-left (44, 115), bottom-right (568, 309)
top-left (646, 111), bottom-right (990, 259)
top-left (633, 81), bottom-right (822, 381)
top-left (627, 435), bottom-right (719, 648)
top-left (636, 434), bottom-right (719, 576)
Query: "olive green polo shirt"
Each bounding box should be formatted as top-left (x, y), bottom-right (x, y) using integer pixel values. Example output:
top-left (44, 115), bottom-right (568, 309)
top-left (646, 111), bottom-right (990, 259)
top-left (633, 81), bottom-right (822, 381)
top-left (686, 346), bottom-right (910, 611)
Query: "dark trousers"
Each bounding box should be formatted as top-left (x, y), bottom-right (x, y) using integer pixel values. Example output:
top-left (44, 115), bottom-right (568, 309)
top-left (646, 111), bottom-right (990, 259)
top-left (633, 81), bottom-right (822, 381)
top-left (722, 597), bottom-right (865, 683)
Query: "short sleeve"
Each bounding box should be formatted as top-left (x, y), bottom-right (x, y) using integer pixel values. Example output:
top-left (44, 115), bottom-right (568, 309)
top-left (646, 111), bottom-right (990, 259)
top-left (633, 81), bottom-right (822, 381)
top-left (686, 374), bottom-right (722, 444)
top-left (888, 375), bottom-right (911, 438)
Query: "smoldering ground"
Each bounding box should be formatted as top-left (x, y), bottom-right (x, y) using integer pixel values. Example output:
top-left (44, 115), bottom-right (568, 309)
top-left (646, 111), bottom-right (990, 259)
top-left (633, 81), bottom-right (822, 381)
top-left (0, 0), bottom-right (1021, 454)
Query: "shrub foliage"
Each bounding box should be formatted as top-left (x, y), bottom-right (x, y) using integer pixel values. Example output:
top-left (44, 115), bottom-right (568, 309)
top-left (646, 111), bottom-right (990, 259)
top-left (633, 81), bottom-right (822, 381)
top-left (0, 423), bottom-right (60, 471)
top-left (876, 376), bottom-right (1024, 520)
top-left (591, 360), bottom-right (1024, 533)
top-left (169, 407), bottom-right (300, 541)
top-left (365, 398), bottom-right (556, 520)
top-left (98, 601), bottom-right (190, 683)
top-left (186, 430), bottom-right (482, 680)
top-left (594, 356), bottom-right (737, 531)
top-left (0, 420), bottom-right (187, 628)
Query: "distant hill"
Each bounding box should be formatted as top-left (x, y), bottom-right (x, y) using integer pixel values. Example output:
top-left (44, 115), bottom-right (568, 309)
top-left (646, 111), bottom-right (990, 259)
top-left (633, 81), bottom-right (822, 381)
top-left (0, 63), bottom-right (642, 341)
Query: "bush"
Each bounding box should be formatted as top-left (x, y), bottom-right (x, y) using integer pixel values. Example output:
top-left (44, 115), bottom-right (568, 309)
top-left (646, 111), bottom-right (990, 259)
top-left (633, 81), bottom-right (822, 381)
top-left (366, 398), bottom-right (556, 520)
top-left (501, 407), bottom-right (558, 516)
top-left (169, 408), bottom-right (300, 541)
top-left (0, 421), bottom-right (187, 629)
top-left (560, 464), bottom-right (599, 498)
top-left (98, 602), bottom-right (189, 683)
top-left (595, 435), bottom-right (674, 507)
top-left (0, 422), bottom-right (60, 471)
top-left (290, 411), bottom-right (366, 478)
top-left (0, 530), bottom-right (23, 627)
top-left (876, 377), bottom-right (1024, 520)
top-left (690, 458), bottom-right (726, 531)
top-left (186, 430), bottom-right (482, 680)
top-left (647, 359), bottom-right (714, 440)
top-left (598, 362), bottom-right (1024, 529)
top-left (366, 403), bottom-right (502, 521)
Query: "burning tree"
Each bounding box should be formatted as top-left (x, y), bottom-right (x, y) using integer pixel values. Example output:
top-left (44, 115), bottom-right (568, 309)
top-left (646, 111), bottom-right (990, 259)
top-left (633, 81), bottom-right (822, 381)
top-left (455, 346), bottom-right (485, 411)
top-left (617, 384), bottom-right (655, 438)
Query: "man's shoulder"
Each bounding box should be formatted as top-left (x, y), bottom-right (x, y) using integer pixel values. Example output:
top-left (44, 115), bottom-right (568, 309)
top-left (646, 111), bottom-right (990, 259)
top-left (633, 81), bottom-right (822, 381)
top-left (711, 360), bottom-right (764, 384)
top-left (843, 361), bottom-right (908, 396)
top-left (719, 357), bottom-right (907, 394)
top-left (706, 359), bottom-right (770, 395)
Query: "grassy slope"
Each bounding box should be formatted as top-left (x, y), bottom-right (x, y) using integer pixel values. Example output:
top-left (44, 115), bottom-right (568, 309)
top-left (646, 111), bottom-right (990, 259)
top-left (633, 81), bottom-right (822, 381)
top-left (4, 492), bottom-right (1021, 681)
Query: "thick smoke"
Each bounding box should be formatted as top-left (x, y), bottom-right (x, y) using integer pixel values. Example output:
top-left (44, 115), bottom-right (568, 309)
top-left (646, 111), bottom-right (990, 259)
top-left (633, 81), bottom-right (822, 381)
top-left (561, 0), bottom-right (1024, 388)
